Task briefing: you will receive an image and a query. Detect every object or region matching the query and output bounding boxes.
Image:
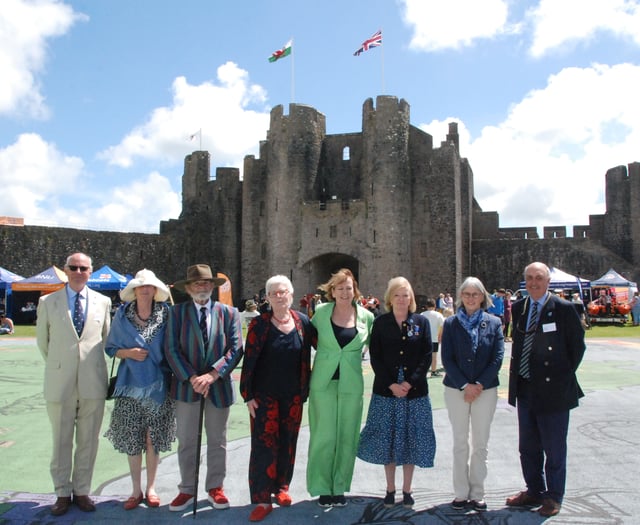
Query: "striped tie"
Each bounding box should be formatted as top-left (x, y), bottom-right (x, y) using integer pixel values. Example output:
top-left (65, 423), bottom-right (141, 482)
top-left (519, 301), bottom-right (538, 379)
top-left (199, 306), bottom-right (209, 348)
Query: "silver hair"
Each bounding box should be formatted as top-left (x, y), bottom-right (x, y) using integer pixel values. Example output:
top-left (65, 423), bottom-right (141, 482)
top-left (456, 276), bottom-right (493, 310)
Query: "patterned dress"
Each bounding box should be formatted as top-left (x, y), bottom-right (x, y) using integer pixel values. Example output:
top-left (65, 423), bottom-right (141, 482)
top-left (240, 310), bottom-right (314, 504)
top-left (105, 301), bottom-right (176, 455)
top-left (357, 312), bottom-right (436, 467)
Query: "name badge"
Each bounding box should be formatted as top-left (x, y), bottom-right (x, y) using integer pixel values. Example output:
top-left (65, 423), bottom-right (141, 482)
top-left (542, 322), bottom-right (557, 333)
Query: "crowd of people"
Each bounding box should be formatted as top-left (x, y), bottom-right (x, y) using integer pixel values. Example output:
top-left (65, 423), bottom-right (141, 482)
top-left (34, 253), bottom-right (586, 520)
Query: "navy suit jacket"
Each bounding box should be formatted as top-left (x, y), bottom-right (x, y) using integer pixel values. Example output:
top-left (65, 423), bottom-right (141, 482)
top-left (441, 311), bottom-right (504, 390)
top-left (164, 300), bottom-right (243, 407)
top-left (508, 294), bottom-right (585, 413)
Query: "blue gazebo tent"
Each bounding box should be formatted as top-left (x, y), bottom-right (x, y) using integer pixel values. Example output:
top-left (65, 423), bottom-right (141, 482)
top-left (591, 268), bottom-right (638, 303)
top-left (88, 265), bottom-right (129, 291)
top-left (0, 267), bottom-right (24, 316)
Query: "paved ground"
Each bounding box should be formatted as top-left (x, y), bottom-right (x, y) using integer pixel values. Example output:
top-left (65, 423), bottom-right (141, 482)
top-left (1, 337), bottom-right (639, 524)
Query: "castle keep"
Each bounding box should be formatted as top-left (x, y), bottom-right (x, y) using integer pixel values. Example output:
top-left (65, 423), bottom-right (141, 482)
top-left (1, 96), bottom-right (638, 304)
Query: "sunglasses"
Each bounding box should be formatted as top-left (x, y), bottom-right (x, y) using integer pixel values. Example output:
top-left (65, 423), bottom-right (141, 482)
top-left (68, 265), bottom-right (90, 272)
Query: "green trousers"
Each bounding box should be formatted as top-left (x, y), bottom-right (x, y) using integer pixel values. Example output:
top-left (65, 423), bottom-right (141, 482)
top-left (306, 380), bottom-right (363, 496)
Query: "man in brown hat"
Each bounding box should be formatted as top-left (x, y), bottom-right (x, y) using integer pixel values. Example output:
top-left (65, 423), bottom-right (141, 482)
top-left (164, 264), bottom-right (243, 512)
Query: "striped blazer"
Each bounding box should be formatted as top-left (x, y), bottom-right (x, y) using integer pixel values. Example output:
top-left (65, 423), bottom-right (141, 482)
top-left (164, 300), bottom-right (243, 407)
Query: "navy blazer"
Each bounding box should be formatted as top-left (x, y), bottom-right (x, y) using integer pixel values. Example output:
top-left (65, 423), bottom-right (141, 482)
top-left (369, 312), bottom-right (431, 399)
top-left (441, 311), bottom-right (504, 390)
top-left (508, 294), bottom-right (585, 414)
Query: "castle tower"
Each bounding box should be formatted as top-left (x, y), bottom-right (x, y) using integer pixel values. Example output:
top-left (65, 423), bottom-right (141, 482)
top-left (241, 104), bottom-right (326, 297)
top-left (360, 96), bottom-right (412, 292)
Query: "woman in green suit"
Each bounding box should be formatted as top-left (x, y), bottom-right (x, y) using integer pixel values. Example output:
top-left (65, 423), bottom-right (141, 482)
top-left (306, 268), bottom-right (374, 507)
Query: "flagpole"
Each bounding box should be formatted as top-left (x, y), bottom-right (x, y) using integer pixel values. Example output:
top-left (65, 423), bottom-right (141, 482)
top-left (291, 37), bottom-right (295, 103)
top-left (380, 28), bottom-right (385, 95)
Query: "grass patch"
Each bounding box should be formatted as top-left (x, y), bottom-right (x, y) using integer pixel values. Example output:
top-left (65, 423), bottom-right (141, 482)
top-left (584, 322), bottom-right (639, 338)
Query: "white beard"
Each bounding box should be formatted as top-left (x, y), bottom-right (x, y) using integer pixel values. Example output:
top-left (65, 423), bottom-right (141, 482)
top-left (190, 291), bottom-right (212, 302)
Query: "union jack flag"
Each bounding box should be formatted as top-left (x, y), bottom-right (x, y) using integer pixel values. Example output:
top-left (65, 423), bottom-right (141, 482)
top-left (354, 30), bottom-right (382, 56)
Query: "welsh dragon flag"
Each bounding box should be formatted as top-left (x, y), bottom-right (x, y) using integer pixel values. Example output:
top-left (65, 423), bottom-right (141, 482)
top-left (268, 40), bottom-right (292, 62)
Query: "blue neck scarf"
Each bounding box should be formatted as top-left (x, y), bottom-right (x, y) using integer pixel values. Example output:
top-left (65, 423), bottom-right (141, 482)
top-left (106, 301), bottom-right (169, 409)
top-left (455, 307), bottom-right (483, 353)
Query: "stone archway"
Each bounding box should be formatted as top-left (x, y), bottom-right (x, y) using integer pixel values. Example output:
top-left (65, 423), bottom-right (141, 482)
top-left (298, 253), bottom-right (360, 296)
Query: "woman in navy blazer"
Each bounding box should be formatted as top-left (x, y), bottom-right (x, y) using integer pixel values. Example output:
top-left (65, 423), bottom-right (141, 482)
top-left (441, 277), bottom-right (504, 512)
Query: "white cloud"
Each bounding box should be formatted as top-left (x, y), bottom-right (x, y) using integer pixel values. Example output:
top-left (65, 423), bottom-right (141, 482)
top-left (0, 0), bottom-right (85, 118)
top-left (419, 63), bottom-right (640, 234)
top-left (74, 172), bottom-right (181, 233)
top-left (0, 133), bottom-right (84, 218)
top-left (0, 133), bottom-right (180, 233)
top-left (99, 62), bottom-right (270, 170)
top-left (527, 0), bottom-right (640, 58)
top-left (401, 0), bottom-right (514, 51)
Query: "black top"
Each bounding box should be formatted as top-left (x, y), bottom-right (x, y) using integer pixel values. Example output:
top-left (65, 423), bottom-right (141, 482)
top-left (330, 321), bottom-right (357, 380)
top-left (252, 326), bottom-right (303, 398)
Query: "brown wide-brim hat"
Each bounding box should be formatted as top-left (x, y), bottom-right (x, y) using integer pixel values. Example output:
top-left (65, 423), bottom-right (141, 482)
top-left (173, 264), bottom-right (226, 292)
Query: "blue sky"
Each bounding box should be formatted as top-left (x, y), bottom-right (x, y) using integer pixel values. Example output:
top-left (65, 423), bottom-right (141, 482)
top-left (1, 0), bottom-right (639, 234)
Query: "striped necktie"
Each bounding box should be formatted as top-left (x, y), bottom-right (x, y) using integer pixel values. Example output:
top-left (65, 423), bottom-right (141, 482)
top-left (73, 293), bottom-right (84, 335)
top-left (199, 306), bottom-right (209, 348)
top-left (519, 301), bottom-right (538, 379)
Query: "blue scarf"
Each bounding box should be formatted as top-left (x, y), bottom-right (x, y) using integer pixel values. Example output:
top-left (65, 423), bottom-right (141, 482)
top-left (106, 301), bottom-right (169, 409)
top-left (455, 307), bottom-right (483, 353)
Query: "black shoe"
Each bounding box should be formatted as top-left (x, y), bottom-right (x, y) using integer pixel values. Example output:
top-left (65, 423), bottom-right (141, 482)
top-left (402, 492), bottom-right (414, 508)
top-left (318, 495), bottom-right (332, 507)
top-left (383, 491), bottom-right (395, 508)
top-left (471, 499), bottom-right (487, 511)
top-left (451, 498), bottom-right (468, 510)
top-left (332, 495), bottom-right (347, 507)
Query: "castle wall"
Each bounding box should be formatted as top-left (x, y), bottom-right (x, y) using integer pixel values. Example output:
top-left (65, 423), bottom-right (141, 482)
top-left (0, 225), bottom-right (170, 282)
top-left (472, 237), bottom-right (639, 292)
top-left (2, 97), bottom-right (638, 310)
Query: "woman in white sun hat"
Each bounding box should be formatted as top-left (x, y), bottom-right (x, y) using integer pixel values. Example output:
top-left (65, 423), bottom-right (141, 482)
top-left (104, 269), bottom-right (176, 510)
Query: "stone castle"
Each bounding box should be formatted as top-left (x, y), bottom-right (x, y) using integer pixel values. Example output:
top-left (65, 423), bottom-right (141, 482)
top-left (1, 96), bottom-right (638, 304)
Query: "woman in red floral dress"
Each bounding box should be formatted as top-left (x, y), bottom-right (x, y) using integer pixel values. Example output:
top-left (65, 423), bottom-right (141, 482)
top-left (240, 275), bottom-right (316, 522)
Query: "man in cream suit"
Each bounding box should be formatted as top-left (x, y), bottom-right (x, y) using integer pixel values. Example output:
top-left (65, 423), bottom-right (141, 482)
top-left (36, 252), bottom-right (112, 516)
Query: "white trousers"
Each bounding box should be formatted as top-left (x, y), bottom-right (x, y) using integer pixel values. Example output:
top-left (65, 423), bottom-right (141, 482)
top-left (444, 386), bottom-right (498, 501)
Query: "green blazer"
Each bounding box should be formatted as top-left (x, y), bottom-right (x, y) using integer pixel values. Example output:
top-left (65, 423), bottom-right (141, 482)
top-left (309, 302), bottom-right (374, 394)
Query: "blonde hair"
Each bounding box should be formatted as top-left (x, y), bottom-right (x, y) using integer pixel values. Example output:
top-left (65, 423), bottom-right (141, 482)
top-left (318, 268), bottom-right (361, 302)
top-left (383, 276), bottom-right (417, 313)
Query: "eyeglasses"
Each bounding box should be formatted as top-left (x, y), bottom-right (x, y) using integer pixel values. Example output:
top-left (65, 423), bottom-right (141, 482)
top-left (461, 292), bottom-right (482, 299)
top-left (68, 265), bottom-right (90, 272)
top-left (269, 290), bottom-right (289, 297)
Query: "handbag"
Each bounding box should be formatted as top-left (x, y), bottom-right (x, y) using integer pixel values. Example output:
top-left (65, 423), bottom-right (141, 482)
top-left (106, 357), bottom-right (118, 400)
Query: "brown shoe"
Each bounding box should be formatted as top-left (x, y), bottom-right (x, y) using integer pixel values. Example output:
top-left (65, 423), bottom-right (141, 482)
top-left (50, 496), bottom-right (72, 516)
top-left (538, 498), bottom-right (561, 517)
top-left (505, 490), bottom-right (542, 507)
top-left (73, 494), bottom-right (96, 512)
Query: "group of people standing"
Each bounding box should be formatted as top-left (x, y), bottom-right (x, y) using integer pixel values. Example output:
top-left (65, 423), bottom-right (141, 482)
top-left (36, 254), bottom-right (585, 521)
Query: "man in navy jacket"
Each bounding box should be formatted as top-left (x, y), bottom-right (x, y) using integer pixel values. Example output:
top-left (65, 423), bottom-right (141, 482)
top-left (506, 262), bottom-right (585, 517)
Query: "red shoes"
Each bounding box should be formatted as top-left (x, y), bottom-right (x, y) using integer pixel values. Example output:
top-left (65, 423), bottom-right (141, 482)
top-left (123, 494), bottom-right (143, 510)
top-left (208, 486), bottom-right (230, 509)
top-left (169, 492), bottom-right (194, 512)
top-left (249, 504), bottom-right (273, 522)
top-left (273, 490), bottom-right (292, 507)
top-left (145, 492), bottom-right (161, 507)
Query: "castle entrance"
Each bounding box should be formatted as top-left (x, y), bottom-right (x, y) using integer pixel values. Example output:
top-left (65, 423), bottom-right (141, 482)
top-left (299, 253), bottom-right (360, 296)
